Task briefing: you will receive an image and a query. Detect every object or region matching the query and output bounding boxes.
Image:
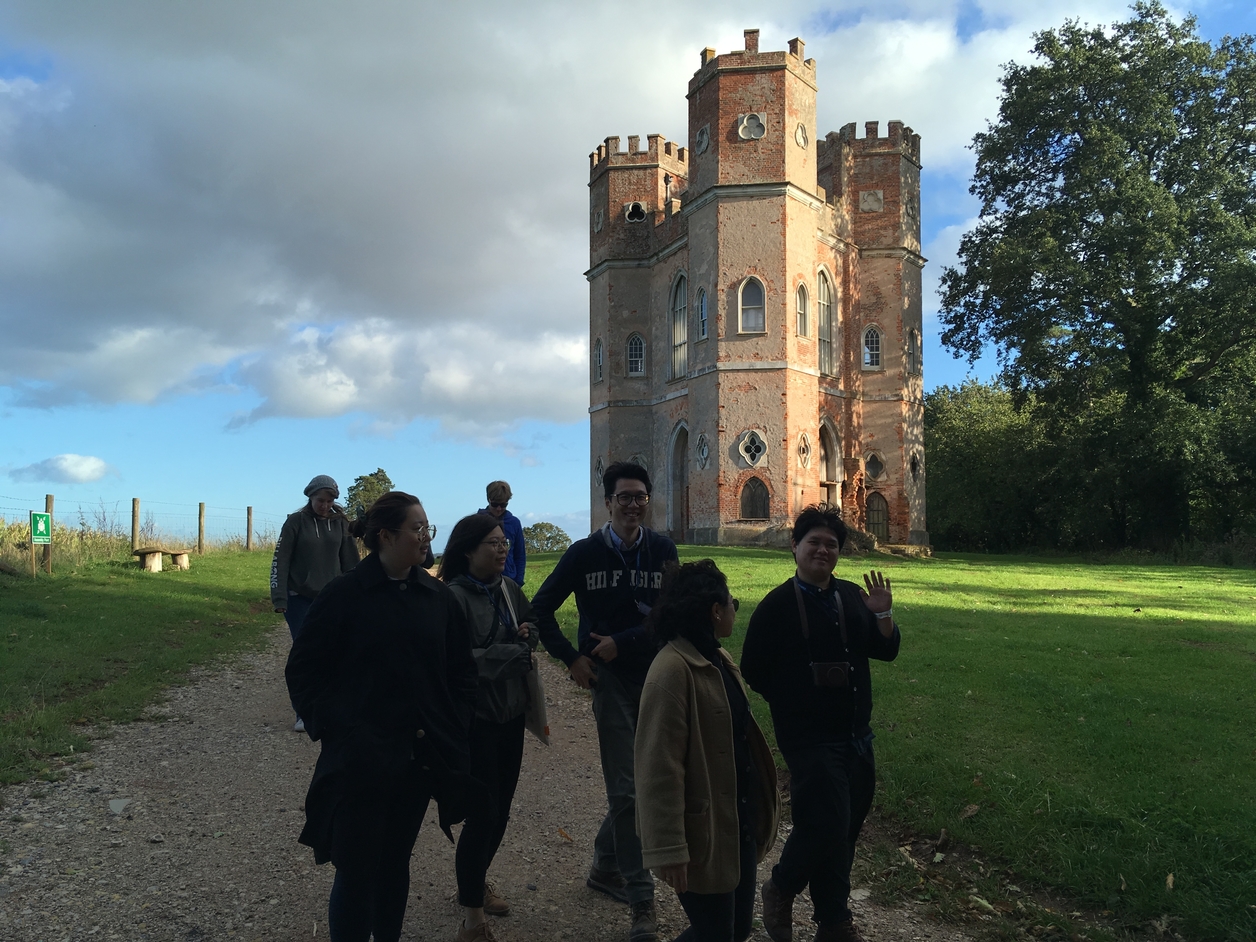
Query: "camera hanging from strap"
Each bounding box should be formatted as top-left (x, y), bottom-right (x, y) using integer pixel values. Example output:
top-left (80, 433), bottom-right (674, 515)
top-left (793, 580), bottom-right (851, 688)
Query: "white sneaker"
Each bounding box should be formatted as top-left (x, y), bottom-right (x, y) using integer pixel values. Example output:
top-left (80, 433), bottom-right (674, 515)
top-left (293, 718), bottom-right (306, 733)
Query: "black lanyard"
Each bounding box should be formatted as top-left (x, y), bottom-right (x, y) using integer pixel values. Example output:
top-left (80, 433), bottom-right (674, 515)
top-left (466, 574), bottom-right (515, 642)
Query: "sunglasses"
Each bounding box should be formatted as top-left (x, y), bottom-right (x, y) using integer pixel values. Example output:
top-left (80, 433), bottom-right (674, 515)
top-left (489, 502), bottom-right (509, 509)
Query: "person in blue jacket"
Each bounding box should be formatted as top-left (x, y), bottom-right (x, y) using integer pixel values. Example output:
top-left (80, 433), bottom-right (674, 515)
top-left (481, 481), bottom-right (527, 586)
top-left (530, 461), bottom-right (678, 942)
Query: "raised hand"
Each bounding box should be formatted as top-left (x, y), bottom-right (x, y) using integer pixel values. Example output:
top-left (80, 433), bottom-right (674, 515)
top-left (859, 570), bottom-right (893, 615)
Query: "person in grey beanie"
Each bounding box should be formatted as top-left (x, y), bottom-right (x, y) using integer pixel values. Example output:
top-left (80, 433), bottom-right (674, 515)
top-left (271, 475), bottom-right (360, 731)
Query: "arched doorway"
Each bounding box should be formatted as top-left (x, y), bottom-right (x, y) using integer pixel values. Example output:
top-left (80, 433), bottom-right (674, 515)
top-left (819, 424), bottom-right (841, 509)
top-left (669, 426), bottom-right (689, 539)
top-left (740, 477), bottom-right (770, 519)
top-left (866, 492), bottom-right (889, 543)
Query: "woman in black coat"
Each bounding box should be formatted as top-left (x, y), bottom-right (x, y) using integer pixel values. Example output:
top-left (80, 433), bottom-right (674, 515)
top-left (286, 491), bottom-right (478, 942)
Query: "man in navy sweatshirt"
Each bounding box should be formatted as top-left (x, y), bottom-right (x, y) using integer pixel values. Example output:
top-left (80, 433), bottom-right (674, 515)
top-left (531, 461), bottom-right (678, 942)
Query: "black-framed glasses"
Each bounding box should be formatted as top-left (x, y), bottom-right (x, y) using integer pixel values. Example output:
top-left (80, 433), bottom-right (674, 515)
top-left (481, 538), bottom-right (511, 550)
top-left (731, 598), bottom-right (740, 612)
top-left (612, 492), bottom-right (650, 506)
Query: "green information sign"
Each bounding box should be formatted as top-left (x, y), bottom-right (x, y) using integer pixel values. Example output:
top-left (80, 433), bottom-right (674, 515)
top-left (30, 512), bottom-right (52, 545)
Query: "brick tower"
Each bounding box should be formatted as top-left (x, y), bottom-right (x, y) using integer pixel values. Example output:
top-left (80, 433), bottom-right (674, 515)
top-left (587, 29), bottom-right (927, 547)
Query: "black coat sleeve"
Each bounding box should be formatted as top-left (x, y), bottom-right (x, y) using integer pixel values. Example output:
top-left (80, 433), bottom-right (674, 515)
top-left (285, 577), bottom-right (352, 741)
top-left (443, 592), bottom-right (479, 731)
top-left (529, 547), bottom-right (582, 665)
top-left (740, 584), bottom-right (786, 697)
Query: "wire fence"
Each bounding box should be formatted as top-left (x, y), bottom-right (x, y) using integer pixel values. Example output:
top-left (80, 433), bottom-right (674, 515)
top-left (0, 493), bottom-right (287, 573)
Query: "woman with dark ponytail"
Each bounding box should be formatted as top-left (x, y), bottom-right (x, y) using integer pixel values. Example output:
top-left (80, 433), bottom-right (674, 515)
top-left (286, 491), bottom-right (478, 942)
top-left (634, 560), bottom-right (780, 942)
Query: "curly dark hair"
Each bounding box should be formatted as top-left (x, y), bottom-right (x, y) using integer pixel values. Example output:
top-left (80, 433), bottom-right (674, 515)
top-left (648, 559), bottom-right (731, 647)
top-left (437, 513), bottom-right (505, 582)
top-left (791, 502), bottom-right (847, 549)
top-left (348, 490), bottom-right (421, 552)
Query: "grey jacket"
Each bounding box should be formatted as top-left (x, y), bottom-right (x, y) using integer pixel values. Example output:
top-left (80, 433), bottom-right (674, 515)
top-left (446, 574), bottom-right (537, 723)
top-left (270, 508), bottom-right (360, 608)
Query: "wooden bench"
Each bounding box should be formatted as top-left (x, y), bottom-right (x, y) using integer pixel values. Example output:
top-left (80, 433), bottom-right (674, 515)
top-left (132, 547), bottom-right (193, 572)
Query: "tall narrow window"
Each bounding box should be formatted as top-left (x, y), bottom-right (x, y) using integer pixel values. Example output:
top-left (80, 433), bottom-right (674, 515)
top-left (818, 273), bottom-right (834, 375)
top-left (593, 338), bottom-right (604, 383)
top-left (739, 278), bottom-right (765, 333)
top-left (906, 329), bottom-right (921, 375)
top-left (866, 492), bottom-right (889, 542)
top-left (863, 327), bottom-right (882, 369)
top-left (697, 289), bottom-right (708, 339)
top-left (796, 285), bottom-right (809, 336)
top-left (627, 334), bottom-right (646, 376)
top-left (670, 276), bottom-right (688, 380)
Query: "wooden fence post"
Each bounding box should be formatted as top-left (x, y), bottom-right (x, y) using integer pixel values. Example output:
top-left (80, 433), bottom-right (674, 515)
top-left (198, 503), bottom-right (206, 555)
top-left (29, 530), bottom-right (36, 578)
top-left (44, 494), bottom-right (53, 574)
top-left (246, 506), bottom-right (254, 551)
top-left (132, 498), bottom-right (140, 551)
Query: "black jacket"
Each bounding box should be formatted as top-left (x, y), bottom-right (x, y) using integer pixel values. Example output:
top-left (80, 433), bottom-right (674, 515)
top-left (531, 524), bottom-right (678, 686)
top-left (285, 553), bottom-right (478, 861)
top-left (740, 576), bottom-right (900, 752)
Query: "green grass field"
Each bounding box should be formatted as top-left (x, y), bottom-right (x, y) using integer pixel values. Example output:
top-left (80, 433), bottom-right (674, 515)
top-left (2, 546), bottom-right (1252, 939)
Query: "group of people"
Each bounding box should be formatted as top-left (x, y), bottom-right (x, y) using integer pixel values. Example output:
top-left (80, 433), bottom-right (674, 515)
top-left (270, 464), bottom-right (901, 942)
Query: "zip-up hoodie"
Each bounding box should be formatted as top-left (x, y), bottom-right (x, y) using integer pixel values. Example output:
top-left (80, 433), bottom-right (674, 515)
top-left (531, 523), bottom-right (678, 686)
top-left (270, 507), bottom-right (360, 608)
top-left (478, 506), bottom-right (527, 585)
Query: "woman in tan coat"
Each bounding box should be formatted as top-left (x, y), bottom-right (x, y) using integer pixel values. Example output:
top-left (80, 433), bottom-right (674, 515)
top-left (635, 560), bottom-right (780, 942)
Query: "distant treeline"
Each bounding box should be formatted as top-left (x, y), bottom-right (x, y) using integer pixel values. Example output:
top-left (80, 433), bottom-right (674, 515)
top-left (924, 381), bottom-right (1256, 558)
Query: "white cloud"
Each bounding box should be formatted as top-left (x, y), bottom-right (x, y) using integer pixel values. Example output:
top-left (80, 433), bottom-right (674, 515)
top-left (11, 453), bottom-right (112, 483)
top-left (0, 0), bottom-right (1142, 431)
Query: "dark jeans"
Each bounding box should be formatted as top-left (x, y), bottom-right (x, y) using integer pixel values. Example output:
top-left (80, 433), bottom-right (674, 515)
top-left (327, 767), bottom-right (431, 942)
top-left (772, 741), bottom-right (875, 926)
top-left (674, 827), bottom-right (757, 942)
top-left (591, 665), bottom-right (653, 904)
top-left (283, 593), bottom-right (314, 641)
top-left (456, 714), bottom-right (526, 907)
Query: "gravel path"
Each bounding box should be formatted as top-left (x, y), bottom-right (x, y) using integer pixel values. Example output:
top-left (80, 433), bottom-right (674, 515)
top-left (0, 625), bottom-right (976, 942)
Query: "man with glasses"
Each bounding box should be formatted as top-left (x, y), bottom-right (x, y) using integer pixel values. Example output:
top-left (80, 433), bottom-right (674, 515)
top-left (481, 481), bottom-right (527, 586)
top-left (532, 461), bottom-right (678, 942)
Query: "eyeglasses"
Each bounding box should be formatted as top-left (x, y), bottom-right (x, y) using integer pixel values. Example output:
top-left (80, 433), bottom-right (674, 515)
top-left (731, 598), bottom-right (740, 612)
top-left (489, 502), bottom-right (508, 509)
top-left (393, 524), bottom-right (437, 541)
top-left (612, 493), bottom-right (650, 506)
top-left (481, 538), bottom-right (511, 550)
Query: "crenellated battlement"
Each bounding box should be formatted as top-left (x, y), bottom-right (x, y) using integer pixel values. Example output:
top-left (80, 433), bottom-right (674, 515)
top-left (589, 133), bottom-right (688, 179)
top-left (825, 120), bottom-right (921, 166)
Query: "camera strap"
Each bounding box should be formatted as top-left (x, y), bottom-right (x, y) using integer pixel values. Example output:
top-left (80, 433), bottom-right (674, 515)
top-left (793, 579), bottom-right (849, 652)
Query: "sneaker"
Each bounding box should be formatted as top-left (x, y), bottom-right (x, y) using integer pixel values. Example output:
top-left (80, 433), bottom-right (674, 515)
top-left (456, 919), bottom-right (498, 942)
top-left (628, 899), bottom-right (657, 942)
top-left (293, 717), bottom-right (305, 733)
top-left (761, 877), bottom-right (795, 942)
top-left (814, 919), bottom-right (867, 942)
top-left (483, 882), bottom-right (510, 917)
top-left (586, 865), bottom-right (629, 903)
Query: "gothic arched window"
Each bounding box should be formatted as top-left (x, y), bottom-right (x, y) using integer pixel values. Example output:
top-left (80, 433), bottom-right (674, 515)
top-left (866, 492), bottom-right (889, 542)
top-left (593, 338), bottom-right (604, 384)
top-left (740, 477), bottom-right (770, 519)
top-left (627, 334), bottom-right (646, 376)
top-left (818, 273), bottom-right (835, 376)
top-left (863, 326), bottom-right (882, 369)
top-left (670, 276), bottom-right (688, 380)
top-left (906, 329), bottom-right (921, 375)
top-left (796, 284), bottom-right (809, 337)
top-left (739, 278), bottom-right (766, 333)
top-left (697, 288), bottom-right (708, 340)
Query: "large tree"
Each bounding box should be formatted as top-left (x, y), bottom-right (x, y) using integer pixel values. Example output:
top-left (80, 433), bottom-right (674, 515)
top-left (940, 2), bottom-right (1256, 547)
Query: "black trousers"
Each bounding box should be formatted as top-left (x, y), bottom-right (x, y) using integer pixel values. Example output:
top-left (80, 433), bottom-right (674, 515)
top-left (456, 714), bottom-right (526, 907)
top-left (772, 741), bottom-right (875, 927)
top-left (328, 764), bottom-right (432, 942)
top-left (674, 826), bottom-right (758, 942)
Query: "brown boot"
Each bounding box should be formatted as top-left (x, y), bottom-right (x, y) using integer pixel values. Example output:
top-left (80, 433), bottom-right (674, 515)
top-left (761, 877), bottom-right (795, 942)
top-left (815, 918), bottom-right (867, 942)
top-left (483, 882), bottom-right (510, 917)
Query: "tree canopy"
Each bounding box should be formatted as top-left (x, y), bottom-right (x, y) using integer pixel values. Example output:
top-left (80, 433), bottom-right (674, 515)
top-left (345, 468), bottom-right (394, 521)
top-left (938, 3), bottom-right (1256, 548)
top-left (523, 522), bottom-right (571, 553)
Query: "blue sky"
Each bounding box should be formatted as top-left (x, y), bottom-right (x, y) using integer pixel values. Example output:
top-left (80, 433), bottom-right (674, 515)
top-left (1, 1), bottom-right (1252, 548)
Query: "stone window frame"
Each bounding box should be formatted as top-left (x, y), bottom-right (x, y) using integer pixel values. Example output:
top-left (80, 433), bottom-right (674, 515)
top-left (862, 325), bottom-right (884, 371)
top-left (865, 451), bottom-right (887, 480)
top-left (696, 288), bottom-right (708, 341)
top-left (817, 268), bottom-right (837, 376)
top-left (738, 276), bottom-right (767, 334)
top-left (593, 337), bottom-right (604, 384)
top-left (669, 273), bottom-right (688, 382)
top-left (796, 283), bottom-right (809, 337)
top-left (627, 333), bottom-right (647, 377)
top-left (906, 328), bottom-right (922, 376)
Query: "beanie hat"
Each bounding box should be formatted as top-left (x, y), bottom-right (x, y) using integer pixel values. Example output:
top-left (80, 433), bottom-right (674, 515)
top-left (486, 480), bottom-right (513, 503)
top-left (304, 475), bottom-right (340, 499)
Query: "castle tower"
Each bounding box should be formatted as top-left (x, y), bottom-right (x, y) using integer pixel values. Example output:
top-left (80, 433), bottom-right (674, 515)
top-left (588, 30), bottom-right (927, 547)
